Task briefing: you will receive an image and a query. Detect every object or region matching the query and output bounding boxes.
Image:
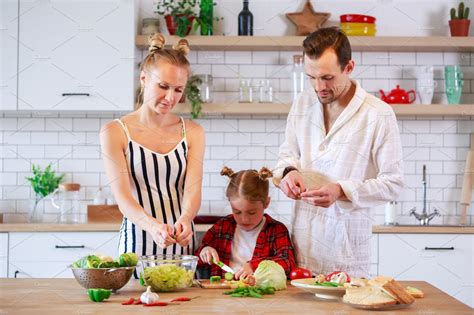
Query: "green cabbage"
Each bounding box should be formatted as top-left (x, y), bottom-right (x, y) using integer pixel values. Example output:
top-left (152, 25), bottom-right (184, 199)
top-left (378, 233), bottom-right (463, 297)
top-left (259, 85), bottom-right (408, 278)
top-left (71, 253), bottom-right (138, 269)
top-left (253, 260), bottom-right (287, 290)
top-left (72, 255), bottom-right (102, 268)
top-left (119, 252), bottom-right (138, 267)
top-left (143, 264), bottom-right (194, 292)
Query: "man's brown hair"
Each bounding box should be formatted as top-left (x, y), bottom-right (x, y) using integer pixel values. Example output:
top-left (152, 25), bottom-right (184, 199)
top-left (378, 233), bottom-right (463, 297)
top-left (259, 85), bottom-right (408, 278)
top-left (303, 27), bottom-right (352, 70)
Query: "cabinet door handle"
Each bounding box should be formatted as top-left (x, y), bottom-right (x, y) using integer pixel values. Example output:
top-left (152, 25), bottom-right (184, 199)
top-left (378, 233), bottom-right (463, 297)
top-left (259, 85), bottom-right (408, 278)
top-left (55, 245), bottom-right (85, 249)
top-left (424, 246), bottom-right (454, 250)
top-left (14, 270), bottom-right (20, 278)
top-left (61, 93), bottom-right (90, 97)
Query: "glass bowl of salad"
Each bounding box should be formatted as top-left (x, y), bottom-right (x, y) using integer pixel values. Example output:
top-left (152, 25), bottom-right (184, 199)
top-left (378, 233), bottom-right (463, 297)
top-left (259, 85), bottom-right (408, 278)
top-left (139, 255), bottom-right (198, 292)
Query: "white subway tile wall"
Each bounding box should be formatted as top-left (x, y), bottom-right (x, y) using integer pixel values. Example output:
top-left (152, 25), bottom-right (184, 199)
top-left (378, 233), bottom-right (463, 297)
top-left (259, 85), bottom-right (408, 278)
top-left (1, 50), bottom-right (473, 227)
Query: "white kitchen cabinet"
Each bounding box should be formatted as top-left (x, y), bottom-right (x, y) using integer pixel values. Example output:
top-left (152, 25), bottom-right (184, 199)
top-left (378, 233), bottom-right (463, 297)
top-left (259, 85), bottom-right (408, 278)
top-left (0, 233), bottom-right (8, 277)
top-left (8, 231), bottom-right (119, 278)
top-left (378, 234), bottom-right (474, 308)
top-left (17, 0), bottom-right (135, 111)
top-left (0, 0), bottom-right (19, 110)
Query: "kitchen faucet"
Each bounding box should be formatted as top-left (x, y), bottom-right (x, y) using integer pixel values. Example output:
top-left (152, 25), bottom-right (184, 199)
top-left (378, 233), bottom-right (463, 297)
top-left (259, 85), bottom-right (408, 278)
top-left (409, 164), bottom-right (440, 225)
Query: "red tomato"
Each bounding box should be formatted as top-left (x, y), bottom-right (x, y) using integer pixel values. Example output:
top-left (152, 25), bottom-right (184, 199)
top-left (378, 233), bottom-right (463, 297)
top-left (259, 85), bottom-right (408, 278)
top-left (290, 267), bottom-right (312, 280)
top-left (325, 271), bottom-right (351, 283)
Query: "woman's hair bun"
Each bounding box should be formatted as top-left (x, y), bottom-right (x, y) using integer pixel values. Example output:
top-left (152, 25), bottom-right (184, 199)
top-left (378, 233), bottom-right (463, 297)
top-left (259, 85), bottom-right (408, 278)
top-left (172, 38), bottom-right (190, 56)
top-left (220, 166), bottom-right (235, 178)
top-left (148, 33), bottom-right (165, 53)
top-left (258, 167), bottom-right (273, 181)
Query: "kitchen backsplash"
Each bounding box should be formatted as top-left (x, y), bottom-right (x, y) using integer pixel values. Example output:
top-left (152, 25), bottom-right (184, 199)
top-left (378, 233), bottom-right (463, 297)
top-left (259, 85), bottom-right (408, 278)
top-left (1, 49), bottom-right (473, 226)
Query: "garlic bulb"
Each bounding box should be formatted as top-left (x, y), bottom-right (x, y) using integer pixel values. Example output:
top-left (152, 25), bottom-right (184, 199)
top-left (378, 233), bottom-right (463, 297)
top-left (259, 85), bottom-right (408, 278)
top-left (140, 286), bottom-right (159, 304)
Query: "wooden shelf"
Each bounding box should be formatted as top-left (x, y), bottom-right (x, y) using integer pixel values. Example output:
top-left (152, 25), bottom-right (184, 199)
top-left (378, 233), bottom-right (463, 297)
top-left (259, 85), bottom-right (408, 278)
top-left (136, 35), bottom-right (474, 52)
top-left (173, 103), bottom-right (474, 117)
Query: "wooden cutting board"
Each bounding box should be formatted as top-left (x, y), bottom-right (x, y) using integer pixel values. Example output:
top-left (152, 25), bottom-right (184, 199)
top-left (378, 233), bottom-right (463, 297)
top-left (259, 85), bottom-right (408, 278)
top-left (197, 279), bottom-right (232, 289)
top-left (87, 205), bottom-right (123, 223)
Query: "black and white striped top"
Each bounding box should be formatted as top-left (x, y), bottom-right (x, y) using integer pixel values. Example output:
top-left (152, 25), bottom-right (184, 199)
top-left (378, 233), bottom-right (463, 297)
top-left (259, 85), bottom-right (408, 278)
top-left (116, 118), bottom-right (195, 262)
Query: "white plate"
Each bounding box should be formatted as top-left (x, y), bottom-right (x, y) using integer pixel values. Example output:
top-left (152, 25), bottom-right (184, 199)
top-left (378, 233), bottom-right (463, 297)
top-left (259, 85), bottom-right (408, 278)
top-left (343, 300), bottom-right (413, 310)
top-left (291, 278), bottom-right (346, 300)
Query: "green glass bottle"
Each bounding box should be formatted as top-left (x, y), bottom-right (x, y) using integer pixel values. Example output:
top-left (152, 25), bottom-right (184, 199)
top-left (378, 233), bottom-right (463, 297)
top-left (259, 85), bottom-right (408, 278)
top-left (200, 0), bottom-right (213, 35)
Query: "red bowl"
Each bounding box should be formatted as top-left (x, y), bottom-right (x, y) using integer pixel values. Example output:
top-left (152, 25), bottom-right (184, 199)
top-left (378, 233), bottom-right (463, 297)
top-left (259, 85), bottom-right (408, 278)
top-left (340, 14), bottom-right (376, 24)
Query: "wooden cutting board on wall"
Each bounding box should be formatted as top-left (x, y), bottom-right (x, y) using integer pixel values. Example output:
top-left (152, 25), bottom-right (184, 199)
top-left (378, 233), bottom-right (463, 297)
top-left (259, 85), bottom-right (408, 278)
top-left (87, 205), bottom-right (123, 224)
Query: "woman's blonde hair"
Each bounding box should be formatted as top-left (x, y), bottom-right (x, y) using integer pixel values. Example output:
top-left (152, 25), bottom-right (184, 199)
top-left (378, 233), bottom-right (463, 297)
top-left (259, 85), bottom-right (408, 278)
top-left (221, 166), bottom-right (273, 204)
top-left (136, 33), bottom-right (191, 109)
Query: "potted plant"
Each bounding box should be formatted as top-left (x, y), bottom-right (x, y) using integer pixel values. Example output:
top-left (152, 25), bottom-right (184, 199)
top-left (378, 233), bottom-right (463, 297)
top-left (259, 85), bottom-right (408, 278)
top-left (156, 0), bottom-right (198, 37)
top-left (449, 1), bottom-right (470, 36)
top-left (185, 75), bottom-right (204, 119)
top-left (26, 163), bottom-right (64, 223)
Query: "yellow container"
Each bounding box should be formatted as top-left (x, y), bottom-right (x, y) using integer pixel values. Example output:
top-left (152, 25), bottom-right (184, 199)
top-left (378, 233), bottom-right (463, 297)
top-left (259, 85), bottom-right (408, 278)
top-left (340, 22), bottom-right (376, 36)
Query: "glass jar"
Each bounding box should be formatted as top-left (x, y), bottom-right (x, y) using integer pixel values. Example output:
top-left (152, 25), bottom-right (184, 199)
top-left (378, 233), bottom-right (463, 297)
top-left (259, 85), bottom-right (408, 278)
top-left (258, 79), bottom-right (273, 103)
top-left (292, 55), bottom-right (305, 101)
top-left (197, 74), bottom-right (213, 103)
top-left (239, 79), bottom-right (253, 102)
top-left (142, 18), bottom-right (160, 35)
top-left (51, 183), bottom-right (83, 224)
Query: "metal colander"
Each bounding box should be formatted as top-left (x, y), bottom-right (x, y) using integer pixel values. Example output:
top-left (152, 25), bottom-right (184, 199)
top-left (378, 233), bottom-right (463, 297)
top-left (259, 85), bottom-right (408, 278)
top-left (70, 266), bottom-right (135, 291)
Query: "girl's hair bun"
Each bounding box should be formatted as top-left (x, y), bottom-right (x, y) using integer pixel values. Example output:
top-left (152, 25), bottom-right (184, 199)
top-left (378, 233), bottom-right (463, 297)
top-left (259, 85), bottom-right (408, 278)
top-left (220, 166), bottom-right (235, 178)
top-left (258, 167), bottom-right (273, 181)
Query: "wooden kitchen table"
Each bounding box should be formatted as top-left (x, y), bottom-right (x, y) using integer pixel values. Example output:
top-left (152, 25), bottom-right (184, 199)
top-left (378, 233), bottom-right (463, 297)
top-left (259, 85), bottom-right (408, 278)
top-left (0, 279), bottom-right (471, 314)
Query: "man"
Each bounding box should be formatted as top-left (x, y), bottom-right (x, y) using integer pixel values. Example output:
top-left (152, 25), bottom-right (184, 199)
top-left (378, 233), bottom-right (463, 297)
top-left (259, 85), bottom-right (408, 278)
top-left (273, 27), bottom-right (403, 277)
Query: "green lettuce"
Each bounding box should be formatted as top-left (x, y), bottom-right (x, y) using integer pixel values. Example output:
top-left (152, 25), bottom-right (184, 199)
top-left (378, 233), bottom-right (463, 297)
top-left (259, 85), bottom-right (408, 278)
top-left (143, 264), bottom-right (194, 292)
top-left (253, 260), bottom-right (287, 290)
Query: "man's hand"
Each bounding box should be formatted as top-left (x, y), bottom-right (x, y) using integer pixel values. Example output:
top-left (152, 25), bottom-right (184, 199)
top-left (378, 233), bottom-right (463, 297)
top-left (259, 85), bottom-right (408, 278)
top-left (279, 171), bottom-right (306, 200)
top-left (300, 183), bottom-right (346, 208)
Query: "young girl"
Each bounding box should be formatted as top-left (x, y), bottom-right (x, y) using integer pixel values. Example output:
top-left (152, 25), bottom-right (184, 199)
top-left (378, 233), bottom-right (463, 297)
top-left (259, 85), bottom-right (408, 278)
top-left (100, 34), bottom-right (204, 272)
top-left (195, 166), bottom-right (296, 280)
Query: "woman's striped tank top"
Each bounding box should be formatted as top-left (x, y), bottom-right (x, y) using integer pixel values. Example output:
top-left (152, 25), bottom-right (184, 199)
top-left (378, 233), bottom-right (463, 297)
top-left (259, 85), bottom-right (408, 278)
top-left (115, 118), bottom-right (196, 264)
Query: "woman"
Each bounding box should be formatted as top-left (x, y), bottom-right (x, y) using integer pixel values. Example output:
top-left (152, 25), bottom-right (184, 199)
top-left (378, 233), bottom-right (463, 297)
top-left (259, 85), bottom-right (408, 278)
top-left (100, 34), bottom-right (205, 265)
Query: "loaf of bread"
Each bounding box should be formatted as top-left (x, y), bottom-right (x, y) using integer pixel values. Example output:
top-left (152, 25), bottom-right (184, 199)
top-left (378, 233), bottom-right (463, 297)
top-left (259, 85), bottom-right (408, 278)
top-left (343, 286), bottom-right (397, 306)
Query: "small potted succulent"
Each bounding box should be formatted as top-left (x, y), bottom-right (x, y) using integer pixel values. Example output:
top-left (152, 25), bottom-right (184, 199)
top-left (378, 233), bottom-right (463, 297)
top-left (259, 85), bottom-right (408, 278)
top-left (449, 1), bottom-right (470, 36)
top-left (156, 0), bottom-right (198, 37)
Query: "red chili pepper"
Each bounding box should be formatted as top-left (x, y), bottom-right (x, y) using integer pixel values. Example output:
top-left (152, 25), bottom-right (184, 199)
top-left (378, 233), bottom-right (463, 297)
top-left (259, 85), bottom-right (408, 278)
top-left (121, 298), bottom-right (135, 305)
top-left (133, 299), bottom-right (143, 305)
top-left (143, 302), bottom-right (169, 307)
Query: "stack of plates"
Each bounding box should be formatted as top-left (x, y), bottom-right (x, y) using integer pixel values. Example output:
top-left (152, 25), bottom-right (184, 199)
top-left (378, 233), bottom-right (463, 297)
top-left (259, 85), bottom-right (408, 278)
top-left (340, 14), bottom-right (376, 36)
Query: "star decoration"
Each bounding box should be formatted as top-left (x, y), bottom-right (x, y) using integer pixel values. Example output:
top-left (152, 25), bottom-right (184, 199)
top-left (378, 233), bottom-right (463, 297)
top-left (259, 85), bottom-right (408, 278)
top-left (286, 0), bottom-right (331, 35)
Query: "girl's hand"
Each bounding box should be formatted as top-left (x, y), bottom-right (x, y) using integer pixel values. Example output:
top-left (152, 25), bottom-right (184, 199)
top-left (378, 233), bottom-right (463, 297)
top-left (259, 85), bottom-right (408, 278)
top-left (199, 246), bottom-right (219, 265)
top-left (235, 263), bottom-right (254, 281)
top-left (174, 215), bottom-right (193, 247)
top-left (150, 222), bottom-right (176, 249)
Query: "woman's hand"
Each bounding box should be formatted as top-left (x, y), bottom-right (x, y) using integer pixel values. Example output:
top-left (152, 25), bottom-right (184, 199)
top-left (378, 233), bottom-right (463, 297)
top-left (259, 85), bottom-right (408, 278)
top-left (174, 214), bottom-right (193, 247)
top-left (235, 263), bottom-right (254, 281)
top-left (199, 246), bottom-right (219, 265)
top-left (150, 222), bottom-right (176, 249)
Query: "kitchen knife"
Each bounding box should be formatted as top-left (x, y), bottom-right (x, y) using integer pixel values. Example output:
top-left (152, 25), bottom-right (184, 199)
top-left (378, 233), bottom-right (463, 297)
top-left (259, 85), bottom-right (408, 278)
top-left (212, 259), bottom-right (235, 274)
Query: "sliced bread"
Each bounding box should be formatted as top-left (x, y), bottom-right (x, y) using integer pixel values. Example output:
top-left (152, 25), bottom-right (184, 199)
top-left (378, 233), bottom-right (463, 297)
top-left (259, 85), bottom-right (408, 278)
top-left (343, 286), bottom-right (397, 306)
top-left (382, 280), bottom-right (416, 304)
